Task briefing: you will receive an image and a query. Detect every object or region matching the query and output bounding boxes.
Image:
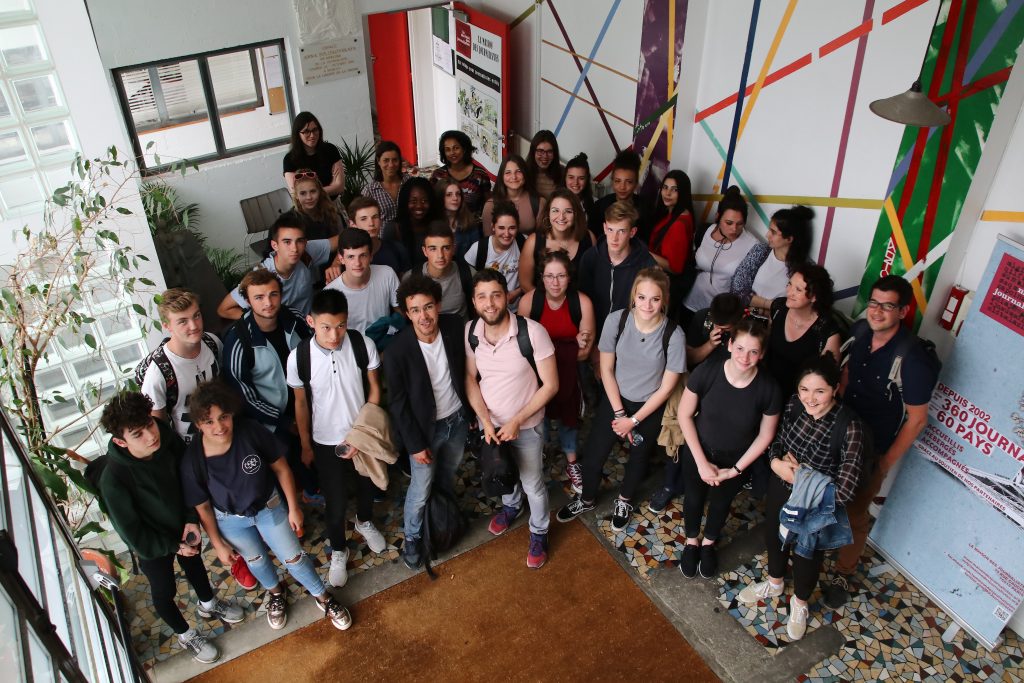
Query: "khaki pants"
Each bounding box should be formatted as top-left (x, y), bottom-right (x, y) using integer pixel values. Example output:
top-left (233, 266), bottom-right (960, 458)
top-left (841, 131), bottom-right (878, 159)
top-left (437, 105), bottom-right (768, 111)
top-left (835, 465), bottom-right (885, 576)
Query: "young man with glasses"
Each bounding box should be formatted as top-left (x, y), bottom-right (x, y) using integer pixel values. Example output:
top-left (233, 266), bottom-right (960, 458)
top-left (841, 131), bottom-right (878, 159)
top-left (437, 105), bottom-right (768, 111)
top-left (825, 275), bottom-right (938, 607)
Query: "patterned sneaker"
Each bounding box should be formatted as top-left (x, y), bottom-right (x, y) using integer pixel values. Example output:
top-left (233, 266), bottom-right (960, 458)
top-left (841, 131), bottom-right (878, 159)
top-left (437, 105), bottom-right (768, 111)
top-left (487, 505), bottom-right (522, 536)
top-left (823, 574), bottom-right (851, 609)
top-left (610, 498), bottom-right (634, 532)
top-left (565, 462), bottom-right (583, 495)
top-left (355, 519), bottom-right (387, 553)
top-left (197, 597), bottom-right (244, 624)
top-left (316, 596), bottom-right (353, 631)
top-left (178, 631), bottom-right (219, 664)
top-left (679, 544), bottom-right (699, 579)
top-left (698, 544), bottom-right (718, 578)
top-left (526, 532), bottom-right (548, 569)
top-left (647, 487), bottom-right (674, 514)
top-left (738, 579), bottom-right (785, 605)
top-left (787, 598), bottom-right (810, 641)
top-left (329, 547), bottom-right (350, 588)
top-left (555, 496), bottom-right (595, 523)
top-left (265, 591), bottom-right (287, 630)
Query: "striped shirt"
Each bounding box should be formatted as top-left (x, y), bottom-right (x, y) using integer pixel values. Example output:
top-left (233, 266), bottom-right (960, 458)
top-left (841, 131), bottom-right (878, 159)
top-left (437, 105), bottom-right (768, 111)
top-left (768, 396), bottom-right (865, 505)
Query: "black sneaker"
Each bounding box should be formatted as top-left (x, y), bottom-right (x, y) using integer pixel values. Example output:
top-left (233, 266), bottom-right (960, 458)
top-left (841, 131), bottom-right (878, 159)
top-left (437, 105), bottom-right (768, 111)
top-left (647, 487), bottom-right (674, 514)
top-left (679, 544), bottom-right (699, 578)
top-left (402, 538), bottom-right (423, 570)
top-left (610, 498), bottom-right (634, 531)
top-left (556, 496), bottom-right (595, 523)
top-left (698, 544), bottom-right (718, 578)
top-left (824, 574), bottom-right (851, 608)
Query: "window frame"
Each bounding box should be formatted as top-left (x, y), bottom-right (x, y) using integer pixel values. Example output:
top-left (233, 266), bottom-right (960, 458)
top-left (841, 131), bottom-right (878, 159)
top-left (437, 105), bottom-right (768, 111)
top-left (111, 39), bottom-right (294, 175)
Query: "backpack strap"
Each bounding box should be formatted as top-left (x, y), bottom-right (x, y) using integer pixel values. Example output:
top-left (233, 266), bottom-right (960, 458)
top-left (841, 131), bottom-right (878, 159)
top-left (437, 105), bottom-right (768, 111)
top-left (348, 329), bottom-right (371, 399)
top-left (297, 336), bottom-right (313, 401)
top-left (567, 289), bottom-right (582, 329)
top-left (513, 315), bottom-right (540, 384)
top-left (474, 238), bottom-right (488, 271)
top-left (456, 260), bottom-right (474, 307)
top-left (660, 318), bottom-right (678, 366)
top-left (152, 345), bottom-right (179, 413)
top-left (528, 289), bottom-right (544, 322)
top-left (613, 308), bottom-right (630, 349)
top-left (201, 332), bottom-right (220, 377)
top-left (828, 405), bottom-right (854, 468)
top-left (839, 318), bottom-right (870, 368)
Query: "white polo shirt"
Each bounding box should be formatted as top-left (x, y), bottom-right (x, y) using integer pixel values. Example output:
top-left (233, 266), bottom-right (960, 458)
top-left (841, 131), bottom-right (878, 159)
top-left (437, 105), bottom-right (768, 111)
top-left (286, 334), bottom-right (381, 445)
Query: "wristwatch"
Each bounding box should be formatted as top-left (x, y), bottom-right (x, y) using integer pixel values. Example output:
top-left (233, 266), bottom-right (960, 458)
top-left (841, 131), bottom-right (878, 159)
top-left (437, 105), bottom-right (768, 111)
top-left (630, 416), bottom-right (640, 427)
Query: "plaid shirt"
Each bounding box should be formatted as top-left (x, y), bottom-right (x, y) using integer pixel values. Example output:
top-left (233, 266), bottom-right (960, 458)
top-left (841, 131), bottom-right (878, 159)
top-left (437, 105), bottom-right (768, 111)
top-left (768, 396), bottom-right (864, 505)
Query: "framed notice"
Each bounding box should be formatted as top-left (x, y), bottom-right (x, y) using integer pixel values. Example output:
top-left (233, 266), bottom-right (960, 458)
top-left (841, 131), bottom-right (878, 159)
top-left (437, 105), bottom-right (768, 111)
top-left (871, 235), bottom-right (1024, 649)
top-left (299, 37), bottom-right (363, 85)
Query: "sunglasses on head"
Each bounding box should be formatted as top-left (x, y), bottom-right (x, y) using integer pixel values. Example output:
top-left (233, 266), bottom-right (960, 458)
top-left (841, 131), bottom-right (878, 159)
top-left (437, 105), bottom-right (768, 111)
top-left (294, 170), bottom-right (318, 180)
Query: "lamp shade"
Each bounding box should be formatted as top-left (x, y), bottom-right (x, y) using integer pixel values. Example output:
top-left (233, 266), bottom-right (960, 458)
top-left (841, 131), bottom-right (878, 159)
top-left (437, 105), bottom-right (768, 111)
top-left (870, 80), bottom-right (951, 127)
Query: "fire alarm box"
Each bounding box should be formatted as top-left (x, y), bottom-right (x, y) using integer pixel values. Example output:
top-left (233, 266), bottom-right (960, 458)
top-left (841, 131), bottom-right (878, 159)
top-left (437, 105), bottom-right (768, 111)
top-left (939, 285), bottom-right (969, 332)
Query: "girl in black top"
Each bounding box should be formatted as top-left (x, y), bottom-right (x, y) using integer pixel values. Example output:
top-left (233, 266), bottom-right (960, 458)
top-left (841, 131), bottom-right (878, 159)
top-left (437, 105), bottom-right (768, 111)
top-left (386, 177), bottom-right (439, 270)
top-left (283, 112), bottom-right (343, 198)
top-left (563, 153), bottom-right (596, 228)
top-left (678, 318), bottom-right (781, 579)
top-left (519, 188), bottom-right (596, 291)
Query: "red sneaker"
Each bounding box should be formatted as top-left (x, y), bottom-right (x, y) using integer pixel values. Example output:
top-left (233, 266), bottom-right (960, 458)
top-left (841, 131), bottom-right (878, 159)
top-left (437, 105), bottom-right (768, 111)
top-left (527, 532), bottom-right (548, 569)
top-left (231, 555), bottom-right (257, 591)
top-left (487, 506), bottom-right (522, 536)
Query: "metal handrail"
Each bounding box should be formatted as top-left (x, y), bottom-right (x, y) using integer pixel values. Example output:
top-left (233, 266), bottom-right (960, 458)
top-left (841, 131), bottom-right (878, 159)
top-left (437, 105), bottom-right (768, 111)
top-left (0, 406), bottom-right (148, 682)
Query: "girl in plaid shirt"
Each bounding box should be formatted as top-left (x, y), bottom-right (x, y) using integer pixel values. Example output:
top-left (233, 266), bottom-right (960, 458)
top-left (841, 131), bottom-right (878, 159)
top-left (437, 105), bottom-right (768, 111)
top-left (737, 355), bottom-right (866, 641)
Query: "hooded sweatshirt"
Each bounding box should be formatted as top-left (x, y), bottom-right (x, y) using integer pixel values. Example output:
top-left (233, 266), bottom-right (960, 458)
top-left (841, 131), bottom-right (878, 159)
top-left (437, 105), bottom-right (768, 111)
top-left (578, 236), bottom-right (657, 334)
top-left (100, 420), bottom-right (196, 560)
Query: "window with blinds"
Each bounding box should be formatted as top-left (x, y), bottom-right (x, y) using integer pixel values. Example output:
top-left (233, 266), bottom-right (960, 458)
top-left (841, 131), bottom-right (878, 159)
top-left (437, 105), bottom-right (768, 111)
top-left (113, 40), bottom-right (292, 173)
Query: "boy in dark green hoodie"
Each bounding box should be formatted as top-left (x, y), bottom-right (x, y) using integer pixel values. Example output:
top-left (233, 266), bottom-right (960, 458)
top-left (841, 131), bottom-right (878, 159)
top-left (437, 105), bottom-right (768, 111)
top-left (100, 391), bottom-right (244, 663)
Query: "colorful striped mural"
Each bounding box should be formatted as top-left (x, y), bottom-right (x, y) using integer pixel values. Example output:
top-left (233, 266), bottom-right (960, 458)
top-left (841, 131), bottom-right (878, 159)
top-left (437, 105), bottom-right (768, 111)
top-left (856, 0), bottom-right (1024, 323)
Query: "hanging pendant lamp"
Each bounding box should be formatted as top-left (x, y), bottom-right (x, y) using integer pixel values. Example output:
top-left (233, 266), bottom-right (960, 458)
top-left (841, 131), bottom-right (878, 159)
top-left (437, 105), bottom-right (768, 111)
top-left (869, 80), bottom-right (951, 127)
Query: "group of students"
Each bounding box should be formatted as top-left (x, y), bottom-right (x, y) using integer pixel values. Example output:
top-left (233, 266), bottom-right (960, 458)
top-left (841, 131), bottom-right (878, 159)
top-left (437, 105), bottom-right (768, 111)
top-left (97, 116), bottom-right (940, 663)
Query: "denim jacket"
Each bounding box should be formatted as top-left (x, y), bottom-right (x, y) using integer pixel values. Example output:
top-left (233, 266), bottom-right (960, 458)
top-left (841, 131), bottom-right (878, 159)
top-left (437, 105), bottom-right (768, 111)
top-left (778, 467), bottom-right (852, 559)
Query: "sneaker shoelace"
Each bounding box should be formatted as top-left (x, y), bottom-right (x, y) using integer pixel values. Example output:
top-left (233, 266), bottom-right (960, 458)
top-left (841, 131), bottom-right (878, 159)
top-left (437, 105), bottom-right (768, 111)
top-left (267, 593), bottom-right (286, 613)
top-left (528, 537), bottom-right (545, 556)
top-left (613, 499), bottom-right (631, 518)
top-left (181, 632), bottom-right (206, 653)
top-left (832, 575), bottom-right (850, 591)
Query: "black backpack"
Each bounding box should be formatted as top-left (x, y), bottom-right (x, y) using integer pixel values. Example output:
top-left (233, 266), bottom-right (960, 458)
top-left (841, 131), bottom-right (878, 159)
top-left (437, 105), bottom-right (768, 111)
top-left (478, 439), bottom-right (520, 497)
top-left (295, 332), bottom-right (370, 430)
top-left (473, 233), bottom-right (527, 272)
top-left (466, 314), bottom-right (540, 384)
top-left (134, 332), bottom-right (221, 411)
top-left (421, 487), bottom-right (467, 580)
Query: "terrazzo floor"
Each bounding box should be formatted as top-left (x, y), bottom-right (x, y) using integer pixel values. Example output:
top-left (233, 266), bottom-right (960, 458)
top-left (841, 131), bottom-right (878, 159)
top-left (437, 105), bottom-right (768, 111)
top-left (122, 440), bottom-right (1024, 682)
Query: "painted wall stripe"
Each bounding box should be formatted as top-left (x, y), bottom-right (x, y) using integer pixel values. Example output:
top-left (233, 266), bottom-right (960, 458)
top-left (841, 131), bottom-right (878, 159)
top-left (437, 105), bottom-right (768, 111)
top-left (964, 0), bottom-right (1024, 81)
top-left (819, 0), bottom-right (875, 264)
top-left (553, 0), bottom-right (622, 137)
top-left (720, 0), bottom-right (762, 191)
top-left (883, 197), bottom-right (930, 310)
top-left (698, 120), bottom-right (770, 227)
top-left (819, 18), bottom-right (873, 58)
top-left (695, 54), bottom-right (812, 123)
top-left (980, 211), bottom-right (1024, 222)
top-left (694, 193), bottom-right (883, 209)
top-left (541, 40), bottom-right (639, 83)
top-left (541, 78), bottom-right (633, 126)
top-left (510, 0), bottom-right (542, 30)
top-left (881, 0), bottom-right (931, 25)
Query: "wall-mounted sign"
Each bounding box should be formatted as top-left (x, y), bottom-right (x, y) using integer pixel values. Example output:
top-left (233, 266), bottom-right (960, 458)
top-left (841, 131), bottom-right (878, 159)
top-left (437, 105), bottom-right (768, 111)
top-left (299, 38), bottom-right (363, 85)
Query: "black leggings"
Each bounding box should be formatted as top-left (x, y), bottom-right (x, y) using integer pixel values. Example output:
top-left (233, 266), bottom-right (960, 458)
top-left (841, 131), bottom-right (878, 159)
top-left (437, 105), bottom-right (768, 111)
top-left (765, 475), bottom-right (824, 601)
top-left (314, 442), bottom-right (379, 550)
top-left (138, 552), bottom-right (214, 634)
top-left (581, 394), bottom-right (665, 503)
top-left (680, 445), bottom-right (747, 541)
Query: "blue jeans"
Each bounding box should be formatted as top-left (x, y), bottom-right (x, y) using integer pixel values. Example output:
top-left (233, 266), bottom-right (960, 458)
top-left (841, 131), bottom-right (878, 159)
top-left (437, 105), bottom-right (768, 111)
top-left (215, 497), bottom-right (326, 597)
top-left (544, 418), bottom-right (579, 456)
top-left (502, 423), bottom-right (550, 535)
top-left (403, 412), bottom-right (468, 541)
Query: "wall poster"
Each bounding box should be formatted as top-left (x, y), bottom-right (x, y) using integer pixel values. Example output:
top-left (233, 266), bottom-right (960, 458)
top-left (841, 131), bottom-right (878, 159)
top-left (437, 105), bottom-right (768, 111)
top-left (870, 235), bottom-right (1024, 649)
top-left (454, 17), bottom-right (503, 175)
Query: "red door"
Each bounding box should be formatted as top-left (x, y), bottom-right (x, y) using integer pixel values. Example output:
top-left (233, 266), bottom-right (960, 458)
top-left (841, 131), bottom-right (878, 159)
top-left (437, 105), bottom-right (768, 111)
top-left (368, 12), bottom-right (417, 164)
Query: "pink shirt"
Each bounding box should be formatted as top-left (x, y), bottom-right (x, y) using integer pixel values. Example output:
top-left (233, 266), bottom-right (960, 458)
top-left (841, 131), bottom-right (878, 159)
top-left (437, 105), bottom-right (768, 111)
top-left (465, 315), bottom-right (555, 429)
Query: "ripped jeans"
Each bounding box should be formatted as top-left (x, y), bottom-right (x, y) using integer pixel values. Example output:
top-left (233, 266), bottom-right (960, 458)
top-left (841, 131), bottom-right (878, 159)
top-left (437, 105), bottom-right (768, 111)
top-left (215, 497), bottom-right (326, 597)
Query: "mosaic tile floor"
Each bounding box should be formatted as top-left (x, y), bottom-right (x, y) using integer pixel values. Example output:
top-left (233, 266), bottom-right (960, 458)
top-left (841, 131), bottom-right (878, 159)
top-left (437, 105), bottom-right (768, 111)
top-left (718, 553), bottom-right (1024, 682)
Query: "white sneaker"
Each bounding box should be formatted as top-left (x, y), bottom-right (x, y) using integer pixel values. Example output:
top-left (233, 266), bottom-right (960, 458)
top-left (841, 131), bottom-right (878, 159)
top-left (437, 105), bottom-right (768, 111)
top-left (787, 598), bottom-right (810, 641)
top-left (737, 579), bottom-right (785, 605)
top-left (355, 519), bottom-right (387, 553)
top-left (178, 630), bottom-right (219, 664)
top-left (329, 547), bottom-right (349, 588)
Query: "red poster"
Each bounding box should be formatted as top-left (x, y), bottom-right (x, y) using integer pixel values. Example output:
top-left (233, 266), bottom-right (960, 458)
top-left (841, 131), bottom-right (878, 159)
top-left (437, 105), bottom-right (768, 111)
top-left (979, 253), bottom-right (1024, 337)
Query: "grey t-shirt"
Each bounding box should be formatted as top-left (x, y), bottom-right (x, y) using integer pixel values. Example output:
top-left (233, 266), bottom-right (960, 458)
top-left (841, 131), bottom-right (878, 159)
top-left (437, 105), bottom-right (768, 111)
top-left (598, 310), bottom-right (686, 402)
top-left (230, 239), bottom-right (332, 317)
top-left (324, 264), bottom-right (399, 333)
top-left (408, 263), bottom-right (465, 318)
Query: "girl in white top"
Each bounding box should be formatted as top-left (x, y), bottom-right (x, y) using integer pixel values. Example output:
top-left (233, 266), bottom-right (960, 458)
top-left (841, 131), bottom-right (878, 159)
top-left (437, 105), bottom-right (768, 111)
top-left (730, 205), bottom-right (815, 316)
top-left (683, 186), bottom-right (757, 315)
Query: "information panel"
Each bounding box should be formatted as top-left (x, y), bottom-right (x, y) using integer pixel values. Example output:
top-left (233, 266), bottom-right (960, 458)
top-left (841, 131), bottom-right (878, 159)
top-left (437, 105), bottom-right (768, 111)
top-left (454, 20), bottom-right (502, 175)
top-left (871, 236), bottom-right (1024, 649)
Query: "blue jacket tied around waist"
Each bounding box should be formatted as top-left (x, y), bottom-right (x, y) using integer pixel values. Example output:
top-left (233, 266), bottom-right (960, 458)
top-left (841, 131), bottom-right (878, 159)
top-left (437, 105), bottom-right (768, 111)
top-left (778, 467), bottom-right (852, 559)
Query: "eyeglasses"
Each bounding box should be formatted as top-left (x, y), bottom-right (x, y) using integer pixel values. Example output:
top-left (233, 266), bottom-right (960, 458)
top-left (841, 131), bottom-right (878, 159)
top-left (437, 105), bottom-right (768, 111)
top-left (294, 170), bottom-right (318, 180)
top-left (866, 299), bottom-right (901, 312)
top-left (299, 127), bottom-right (321, 136)
top-left (542, 273), bottom-right (568, 282)
top-left (535, 148), bottom-right (555, 156)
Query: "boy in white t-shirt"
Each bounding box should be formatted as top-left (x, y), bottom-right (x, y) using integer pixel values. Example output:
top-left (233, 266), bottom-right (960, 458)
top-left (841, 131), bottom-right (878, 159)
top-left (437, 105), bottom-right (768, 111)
top-left (287, 288), bottom-right (387, 588)
top-left (323, 228), bottom-right (399, 333)
top-left (140, 288), bottom-right (221, 441)
top-left (464, 200), bottom-right (523, 310)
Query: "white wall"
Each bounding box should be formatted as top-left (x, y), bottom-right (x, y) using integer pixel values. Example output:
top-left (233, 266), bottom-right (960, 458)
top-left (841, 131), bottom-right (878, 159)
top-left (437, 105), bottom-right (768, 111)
top-left (85, 0), bottom-right (375, 252)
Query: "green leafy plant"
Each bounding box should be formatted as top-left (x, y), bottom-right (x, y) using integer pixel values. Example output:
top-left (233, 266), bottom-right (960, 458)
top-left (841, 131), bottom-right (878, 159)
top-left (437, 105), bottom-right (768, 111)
top-left (0, 146), bottom-right (191, 541)
top-left (338, 137), bottom-right (376, 206)
top-left (204, 246), bottom-right (247, 290)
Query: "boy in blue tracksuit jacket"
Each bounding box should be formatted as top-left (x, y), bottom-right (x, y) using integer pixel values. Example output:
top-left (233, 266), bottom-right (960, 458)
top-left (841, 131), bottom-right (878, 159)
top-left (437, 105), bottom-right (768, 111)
top-left (222, 269), bottom-right (315, 495)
